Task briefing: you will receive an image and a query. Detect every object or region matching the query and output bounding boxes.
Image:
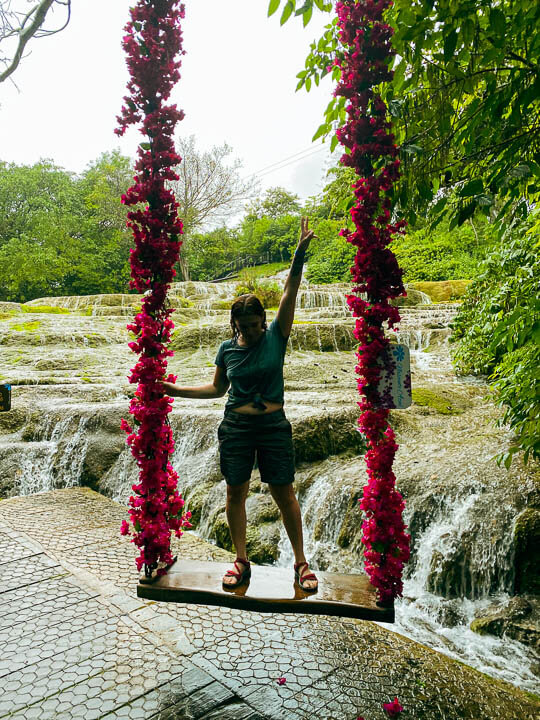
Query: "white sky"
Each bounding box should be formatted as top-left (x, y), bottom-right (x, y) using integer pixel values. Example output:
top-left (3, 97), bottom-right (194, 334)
top-left (0, 0), bottom-right (338, 204)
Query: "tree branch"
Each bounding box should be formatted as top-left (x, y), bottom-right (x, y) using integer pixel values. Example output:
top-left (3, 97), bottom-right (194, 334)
top-left (0, 0), bottom-right (70, 83)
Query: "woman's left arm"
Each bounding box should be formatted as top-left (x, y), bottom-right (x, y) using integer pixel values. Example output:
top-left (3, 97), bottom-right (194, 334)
top-left (276, 217), bottom-right (316, 338)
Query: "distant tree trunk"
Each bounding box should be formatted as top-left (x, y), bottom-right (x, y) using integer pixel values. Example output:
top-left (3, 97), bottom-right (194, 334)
top-left (177, 255), bottom-right (190, 281)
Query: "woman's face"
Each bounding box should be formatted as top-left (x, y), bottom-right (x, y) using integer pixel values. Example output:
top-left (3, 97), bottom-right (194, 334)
top-left (234, 313), bottom-right (265, 345)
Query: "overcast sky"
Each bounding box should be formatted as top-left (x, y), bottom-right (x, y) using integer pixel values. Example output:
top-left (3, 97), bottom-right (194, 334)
top-left (0, 0), bottom-right (338, 204)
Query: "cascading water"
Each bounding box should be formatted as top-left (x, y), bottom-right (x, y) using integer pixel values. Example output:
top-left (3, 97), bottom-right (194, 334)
top-left (1, 281), bottom-right (537, 693)
top-left (4, 412), bottom-right (91, 496)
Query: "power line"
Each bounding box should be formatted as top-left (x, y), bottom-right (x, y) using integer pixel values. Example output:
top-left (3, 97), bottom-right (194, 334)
top-left (251, 142), bottom-right (326, 176)
top-left (256, 146), bottom-right (329, 180)
top-left (243, 143), bottom-right (330, 185)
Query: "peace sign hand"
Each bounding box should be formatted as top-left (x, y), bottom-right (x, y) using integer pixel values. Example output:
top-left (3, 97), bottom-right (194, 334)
top-left (297, 217), bottom-right (317, 253)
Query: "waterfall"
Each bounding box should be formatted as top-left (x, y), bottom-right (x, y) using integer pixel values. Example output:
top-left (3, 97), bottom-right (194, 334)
top-left (9, 413), bottom-right (91, 495)
top-left (3, 281), bottom-right (536, 692)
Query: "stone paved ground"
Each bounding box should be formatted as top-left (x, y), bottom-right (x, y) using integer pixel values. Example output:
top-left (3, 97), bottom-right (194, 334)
top-left (0, 489), bottom-right (538, 720)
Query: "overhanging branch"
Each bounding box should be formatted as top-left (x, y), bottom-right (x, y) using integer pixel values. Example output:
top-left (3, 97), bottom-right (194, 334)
top-left (0, 0), bottom-right (71, 83)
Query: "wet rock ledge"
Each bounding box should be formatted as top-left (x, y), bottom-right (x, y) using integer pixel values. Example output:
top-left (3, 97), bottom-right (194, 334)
top-left (0, 488), bottom-right (538, 720)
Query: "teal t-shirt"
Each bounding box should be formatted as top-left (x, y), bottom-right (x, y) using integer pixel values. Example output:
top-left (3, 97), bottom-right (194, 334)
top-left (214, 318), bottom-right (289, 410)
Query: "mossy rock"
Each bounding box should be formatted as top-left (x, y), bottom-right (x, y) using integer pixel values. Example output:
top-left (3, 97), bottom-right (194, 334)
top-left (246, 493), bottom-right (281, 525)
top-left (211, 506), bottom-right (281, 564)
top-left (411, 387), bottom-right (464, 415)
top-left (170, 324), bottom-right (230, 351)
top-left (409, 280), bottom-right (471, 303)
top-left (11, 320), bottom-right (42, 332)
top-left (184, 481), bottom-right (216, 529)
top-left (470, 597), bottom-right (539, 652)
top-left (0, 407), bottom-right (28, 434)
top-left (21, 305), bottom-right (71, 314)
top-left (514, 508), bottom-right (540, 594)
top-left (168, 295), bottom-right (194, 308)
top-left (391, 288), bottom-right (433, 306)
top-left (293, 411), bottom-right (366, 462)
top-left (0, 302), bottom-right (21, 313)
top-left (211, 299), bottom-right (235, 311)
top-left (245, 522), bottom-right (282, 564)
top-left (212, 511), bottom-right (233, 553)
top-left (336, 489), bottom-right (363, 548)
top-left (288, 323), bottom-right (356, 352)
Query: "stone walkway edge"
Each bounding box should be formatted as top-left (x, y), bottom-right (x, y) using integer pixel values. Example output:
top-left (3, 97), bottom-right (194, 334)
top-left (0, 488), bottom-right (538, 720)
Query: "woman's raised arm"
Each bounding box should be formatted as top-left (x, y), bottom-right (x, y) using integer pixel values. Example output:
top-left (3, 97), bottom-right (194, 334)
top-left (276, 217), bottom-right (316, 338)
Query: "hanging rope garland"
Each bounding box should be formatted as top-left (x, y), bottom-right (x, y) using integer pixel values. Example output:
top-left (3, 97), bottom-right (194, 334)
top-left (335, 0), bottom-right (410, 604)
top-left (116, 0), bottom-right (192, 578)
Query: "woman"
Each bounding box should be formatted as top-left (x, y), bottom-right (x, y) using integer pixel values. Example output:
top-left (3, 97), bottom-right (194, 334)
top-left (162, 218), bottom-right (318, 591)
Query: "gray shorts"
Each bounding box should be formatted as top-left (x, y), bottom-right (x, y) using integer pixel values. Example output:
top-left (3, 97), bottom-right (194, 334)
top-left (217, 408), bottom-right (295, 487)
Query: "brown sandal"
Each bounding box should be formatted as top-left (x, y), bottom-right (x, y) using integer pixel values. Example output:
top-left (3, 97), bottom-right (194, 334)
top-left (294, 561), bottom-right (318, 591)
top-left (223, 558), bottom-right (251, 587)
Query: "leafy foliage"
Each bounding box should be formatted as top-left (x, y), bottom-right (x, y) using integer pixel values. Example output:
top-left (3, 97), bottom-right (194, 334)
top-left (183, 227), bottom-right (239, 281)
top-left (304, 218), bottom-right (354, 283)
top-left (391, 216), bottom-right (497, 282)
top-left (234, 270), bottom-right (282, 309)
top-left (450, 213), bottom-right (540, 464)
top-left (0, 154), bottom-right (132, 302)
top-left (275, 0), bottom-right (540, 229)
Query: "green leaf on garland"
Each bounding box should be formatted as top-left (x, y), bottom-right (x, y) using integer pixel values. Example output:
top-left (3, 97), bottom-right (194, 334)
top-left (139, 142), bottom-right (151, 151)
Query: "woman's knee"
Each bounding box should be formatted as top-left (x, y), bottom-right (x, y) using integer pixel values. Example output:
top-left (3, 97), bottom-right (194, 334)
top-left (226, 480), bottom-right (250, 504)
top-left (268, 482), bottom-right (297, 507)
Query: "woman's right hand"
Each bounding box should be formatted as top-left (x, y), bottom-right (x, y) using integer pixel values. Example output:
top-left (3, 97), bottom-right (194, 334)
top-left (160, 381), bottom-right (177, 396)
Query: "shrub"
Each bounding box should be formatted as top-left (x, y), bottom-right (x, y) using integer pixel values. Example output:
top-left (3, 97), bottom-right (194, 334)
top-left (234, 271), bottom-right (282, 309)
top-left (304, 219), bottom-right (356, 284)
top-left (451, 213), bottom-right (540, 465)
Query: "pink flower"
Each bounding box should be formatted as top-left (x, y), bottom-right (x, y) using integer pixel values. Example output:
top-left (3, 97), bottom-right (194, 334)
top-left (120, 520), bottom-right (131, 536)
top-left (276, 677), bottom-right (287, 686)
top-left (383, 697), bottom-right (403, 716)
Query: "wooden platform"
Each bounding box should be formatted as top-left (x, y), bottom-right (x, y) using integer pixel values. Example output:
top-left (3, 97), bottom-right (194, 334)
top-left (137, 559), bottom-right (394, 622)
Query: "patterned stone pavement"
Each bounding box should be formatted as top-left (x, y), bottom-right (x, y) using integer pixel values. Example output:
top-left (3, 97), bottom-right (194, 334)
top-left (0, 489), bottom-right (538, 720)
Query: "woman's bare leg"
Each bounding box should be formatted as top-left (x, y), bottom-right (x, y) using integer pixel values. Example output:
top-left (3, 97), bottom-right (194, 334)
top-left (223, 480), bottom-right (250, 585)
top-left (267, 483), bottom-right (317, 590)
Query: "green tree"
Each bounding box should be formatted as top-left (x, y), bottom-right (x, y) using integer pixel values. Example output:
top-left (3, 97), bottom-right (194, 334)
top-left (273, 0), bottom-right (540, 229)
top-left (0, 160), bottom-right (80, 301)
top-left (0, 153), bottom-right (135, 301)
top-left (391, 215), bottom-right (498, 282)
top-left (305, 218), bottom-right (355, 283)
top-left (171, 135), bottom-right (259, 280)
top-left (185, 226), bottom-right (240, 281)
top-left (450, 212), bottom-right (540, 464)
top-left (246, 186), bottom-right (302, 220)
top-left (68, 150), bottom-right (133, 295)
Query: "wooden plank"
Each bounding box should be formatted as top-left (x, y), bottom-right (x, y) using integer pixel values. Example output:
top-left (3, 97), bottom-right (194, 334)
top-left (137, 559), bottom-right (394, 622)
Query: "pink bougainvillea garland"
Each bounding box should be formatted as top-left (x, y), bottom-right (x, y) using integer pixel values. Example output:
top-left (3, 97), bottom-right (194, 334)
top-left (116, 0), bottom-right (191, 578)
top-left (335, 0), bottom-right (410, 603)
